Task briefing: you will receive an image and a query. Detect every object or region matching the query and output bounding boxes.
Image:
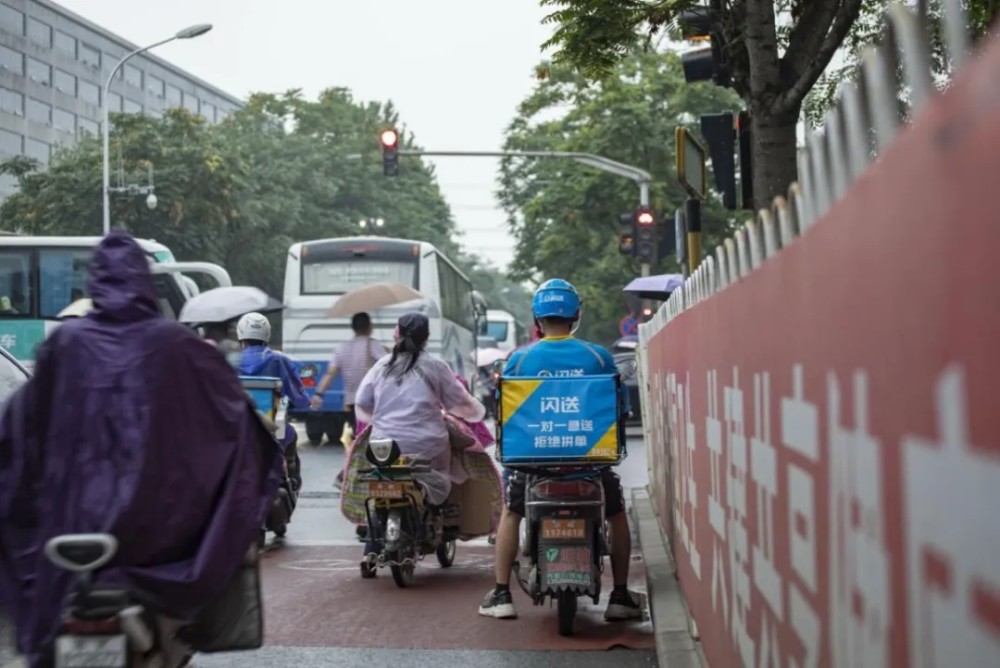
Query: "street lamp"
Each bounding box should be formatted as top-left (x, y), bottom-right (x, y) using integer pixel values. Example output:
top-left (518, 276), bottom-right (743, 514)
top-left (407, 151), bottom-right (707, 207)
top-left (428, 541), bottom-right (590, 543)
top-left (358, 217), bottom-right (386, 232)
top-left (102, 23), bottom-right (213, 235)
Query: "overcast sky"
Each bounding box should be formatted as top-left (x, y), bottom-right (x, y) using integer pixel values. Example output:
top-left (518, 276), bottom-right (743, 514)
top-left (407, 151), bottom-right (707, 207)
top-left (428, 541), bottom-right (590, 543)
top-left (59, 0), bottom-right (556, 270)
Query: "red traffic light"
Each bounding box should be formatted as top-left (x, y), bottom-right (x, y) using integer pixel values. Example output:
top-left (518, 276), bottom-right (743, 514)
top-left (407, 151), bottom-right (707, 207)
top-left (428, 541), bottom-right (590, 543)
top-left (380, 129), bottom-right (399, 148)
top-left (637, 210), bottom-right (655, 226)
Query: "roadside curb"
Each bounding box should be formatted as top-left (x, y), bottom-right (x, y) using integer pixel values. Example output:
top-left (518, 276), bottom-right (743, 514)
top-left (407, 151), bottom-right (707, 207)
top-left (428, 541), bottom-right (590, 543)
top-left (630, 487), bottom-right (706, 668)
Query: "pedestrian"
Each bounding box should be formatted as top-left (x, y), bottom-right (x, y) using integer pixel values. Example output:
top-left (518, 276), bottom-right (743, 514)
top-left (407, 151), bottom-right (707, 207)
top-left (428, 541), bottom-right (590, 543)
top-left (309, 311), bottom-right (387, 487)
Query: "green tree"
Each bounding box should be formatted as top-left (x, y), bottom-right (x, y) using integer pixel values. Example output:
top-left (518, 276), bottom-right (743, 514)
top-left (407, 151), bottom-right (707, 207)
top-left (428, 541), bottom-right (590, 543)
top-left (538, 0), bottom-right (869, 209)
top-left (0, 89), bottom-right (468, 304)
top-left (497, 49), bottom-right (741, 345)
top-left (804, 0), bottom-right (1000, 125)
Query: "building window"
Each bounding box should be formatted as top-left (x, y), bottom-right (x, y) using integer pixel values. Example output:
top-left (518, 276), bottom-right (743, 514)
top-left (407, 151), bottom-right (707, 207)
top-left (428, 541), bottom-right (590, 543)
top-left (27, 58), bottom-right (50, 85)
top-left (104, 52), bottom-right (122, 78)
top-left (165, 84), bottom-right (181, 107)
top-left (53, 107), bottom-right (74, 133)
top-left (200, 101), bottom-right (216, 123)
top-left (53, 69), bottom-right (76, 96)
top-left (27, 98), bottom-right (51, 125)
top-left (216, 108), bottom-right (229, 122)
top-left (147, 74), bottom-right (165, 98)
top-left (0, 3), bottom-right (24, 36)
top-left (107, 91), bottom-right (122, 112)
top-left (182, 92), bottom-right (198, 114)
top-left (123, 64), bottom-right (142, 89)
top-left (77, 117), bottom-right (97, 136)
top-left (79, 80), bottom-right (99, 105)
top-left (25, 138), bottom-right (49, 167)
top-left (27, 17), bottom-right (51, 47)
top-left (123, 98), bottom-right (142, 114)
top-left (0, 128), bottom-right (22, 155)
top-left (54, 30), bottom-right (76, 59)
top-left (79, 43), bottom-right (101, 69)
top-left (0, 44), bottom-right (22, 75)
top-left (0, 88), bottom-right (22, 116)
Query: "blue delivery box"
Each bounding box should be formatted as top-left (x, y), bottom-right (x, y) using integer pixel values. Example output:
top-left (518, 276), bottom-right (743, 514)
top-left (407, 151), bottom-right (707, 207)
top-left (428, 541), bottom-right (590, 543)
top-left (496, 374), bottom-right (625, 466)
top-left (240, 376), bottom-right (282, 421)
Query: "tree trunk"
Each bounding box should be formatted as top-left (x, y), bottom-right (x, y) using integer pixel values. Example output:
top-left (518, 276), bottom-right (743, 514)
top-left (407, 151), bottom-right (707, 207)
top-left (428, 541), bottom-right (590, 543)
top-left (749, 111), bottom-right (799, 212)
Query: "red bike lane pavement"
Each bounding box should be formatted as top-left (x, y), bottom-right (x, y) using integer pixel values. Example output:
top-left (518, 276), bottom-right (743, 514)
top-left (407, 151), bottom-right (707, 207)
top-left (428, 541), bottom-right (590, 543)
top-left (258, 542), bottom-right (654, 653)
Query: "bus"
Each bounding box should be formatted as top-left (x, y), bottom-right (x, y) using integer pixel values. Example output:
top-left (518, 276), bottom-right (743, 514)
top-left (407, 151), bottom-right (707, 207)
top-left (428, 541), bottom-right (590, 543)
top-left (282, 236), bottom-right (486, 445)
top-left (0, 235), bottom-right (232, 369)
top-left (481, 309), bottom-right (528, 353)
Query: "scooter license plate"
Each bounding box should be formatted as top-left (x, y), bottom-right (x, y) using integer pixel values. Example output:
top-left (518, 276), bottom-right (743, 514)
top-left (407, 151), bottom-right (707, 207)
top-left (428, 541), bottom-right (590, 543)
top-left (540, 517), bottom-right (586, 541)
top-left (55, 634), bottom-right (127, 667)
top-left (369, 481), bottom-right (405, 499)
top-left (541, 545), bottom-right (594, 588)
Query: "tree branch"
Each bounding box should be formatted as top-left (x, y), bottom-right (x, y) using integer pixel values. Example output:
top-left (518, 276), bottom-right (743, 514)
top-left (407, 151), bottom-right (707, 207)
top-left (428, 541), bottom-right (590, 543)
top-left (776, 0), bottom-right (864, 115)
top-left (783, 0), bottom-right (842, 69)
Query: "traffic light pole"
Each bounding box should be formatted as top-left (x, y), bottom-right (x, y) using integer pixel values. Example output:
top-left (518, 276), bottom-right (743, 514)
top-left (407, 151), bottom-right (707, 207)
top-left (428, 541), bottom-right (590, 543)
top-left (397, 149), bottom-right (654, 276)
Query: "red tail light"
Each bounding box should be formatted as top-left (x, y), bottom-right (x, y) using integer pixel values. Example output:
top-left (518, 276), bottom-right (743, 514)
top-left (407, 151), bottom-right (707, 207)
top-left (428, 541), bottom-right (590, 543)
top-left (534, 480), bottom-right (597, 499)
top-left (65, 617), bottom-right (120, 634)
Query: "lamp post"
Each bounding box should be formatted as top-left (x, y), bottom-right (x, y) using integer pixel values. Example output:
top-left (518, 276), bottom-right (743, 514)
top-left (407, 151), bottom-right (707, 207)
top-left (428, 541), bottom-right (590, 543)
top-left (359, 217), bottom-right (386, 234)
top-left (102, 23), bottom-right (212, 235)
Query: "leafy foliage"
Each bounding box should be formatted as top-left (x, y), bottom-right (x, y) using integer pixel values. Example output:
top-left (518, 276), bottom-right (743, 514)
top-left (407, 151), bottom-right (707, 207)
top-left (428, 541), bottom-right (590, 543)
top-left (805, 0), bottom-right (1000, 126)
top-left (497, 49), bottom-right (742, 344)
top-left (538, 0), bottom-right (868, 207)
top-left (0, 90), bottom-right (524, 321)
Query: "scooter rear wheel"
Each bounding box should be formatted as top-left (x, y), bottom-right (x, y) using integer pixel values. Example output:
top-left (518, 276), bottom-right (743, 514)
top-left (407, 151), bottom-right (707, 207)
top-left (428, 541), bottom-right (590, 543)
top-left (557, 590), bottom-right (577, 636)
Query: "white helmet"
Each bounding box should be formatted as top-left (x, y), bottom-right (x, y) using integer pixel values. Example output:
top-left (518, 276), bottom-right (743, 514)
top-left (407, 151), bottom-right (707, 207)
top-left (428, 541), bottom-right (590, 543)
top-left (236, 312), bottom-right (271, 343)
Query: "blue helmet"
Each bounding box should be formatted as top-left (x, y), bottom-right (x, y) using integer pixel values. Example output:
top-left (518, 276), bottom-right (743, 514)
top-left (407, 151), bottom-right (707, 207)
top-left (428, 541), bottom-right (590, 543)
top-left (532, 278), bottom-right (581, 320)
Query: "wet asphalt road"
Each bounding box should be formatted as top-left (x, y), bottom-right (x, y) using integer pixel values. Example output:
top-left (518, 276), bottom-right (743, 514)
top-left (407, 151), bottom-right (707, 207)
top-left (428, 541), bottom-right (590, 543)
top-left (0, 423), bottom-right (657, 668)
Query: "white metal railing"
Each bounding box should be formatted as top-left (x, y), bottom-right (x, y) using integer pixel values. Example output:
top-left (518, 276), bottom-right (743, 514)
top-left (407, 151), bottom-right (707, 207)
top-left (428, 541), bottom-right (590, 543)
top-left (638, 0), bottom-right (972, 345)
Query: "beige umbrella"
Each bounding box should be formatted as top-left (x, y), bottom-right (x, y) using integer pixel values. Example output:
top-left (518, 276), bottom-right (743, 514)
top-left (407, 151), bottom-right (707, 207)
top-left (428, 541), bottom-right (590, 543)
top-left (57, 298), bottom-right (93, 319)
top-left (327, 282), bottom-right (424, 318)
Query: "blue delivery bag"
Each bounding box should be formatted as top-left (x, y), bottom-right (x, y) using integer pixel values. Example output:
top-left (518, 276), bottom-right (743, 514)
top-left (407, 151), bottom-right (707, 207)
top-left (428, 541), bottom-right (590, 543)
top-left (239, 376), bottom-right (282, 420)
top-left (496, 374), bottom-right (625, 466)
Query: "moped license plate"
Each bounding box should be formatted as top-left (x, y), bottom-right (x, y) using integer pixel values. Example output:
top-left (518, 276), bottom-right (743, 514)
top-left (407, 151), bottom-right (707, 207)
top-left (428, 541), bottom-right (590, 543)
top-left (540, 517), bottom-right (586, 541)
top-left (541, 545), bottom-right (594, 588)
top-left (55, 634), bottom-right (127, 667)
top-left (368, 481), bottom-right (405, 500)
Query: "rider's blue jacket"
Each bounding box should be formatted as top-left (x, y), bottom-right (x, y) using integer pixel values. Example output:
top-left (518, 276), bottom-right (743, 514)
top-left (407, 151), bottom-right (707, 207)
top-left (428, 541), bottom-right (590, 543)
top-left (238, 344), bottom-right (310, 444)
top-left (503, 335), bottom-right (631, 414)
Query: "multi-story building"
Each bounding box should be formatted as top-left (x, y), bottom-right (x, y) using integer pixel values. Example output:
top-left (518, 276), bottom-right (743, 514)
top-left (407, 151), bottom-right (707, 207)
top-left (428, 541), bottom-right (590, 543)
top-left (0, 0), bottom-right (243, 197)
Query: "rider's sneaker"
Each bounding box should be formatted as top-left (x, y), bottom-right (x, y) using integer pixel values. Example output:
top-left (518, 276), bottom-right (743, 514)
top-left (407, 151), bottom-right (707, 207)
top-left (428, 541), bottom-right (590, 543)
top-left (604, 588), bottom-right (643, 621)
top-left (478, 587), bottom-right (517, 619)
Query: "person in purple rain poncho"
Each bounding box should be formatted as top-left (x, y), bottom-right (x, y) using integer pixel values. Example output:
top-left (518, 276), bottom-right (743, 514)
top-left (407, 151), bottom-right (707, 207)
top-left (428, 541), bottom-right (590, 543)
top-left (0, 231), bottom-right (284, 667)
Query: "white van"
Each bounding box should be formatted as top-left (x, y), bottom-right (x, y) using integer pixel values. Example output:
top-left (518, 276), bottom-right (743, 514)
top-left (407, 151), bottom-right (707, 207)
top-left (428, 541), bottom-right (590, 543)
top-left (482, 309), bottom-right (527, 352)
